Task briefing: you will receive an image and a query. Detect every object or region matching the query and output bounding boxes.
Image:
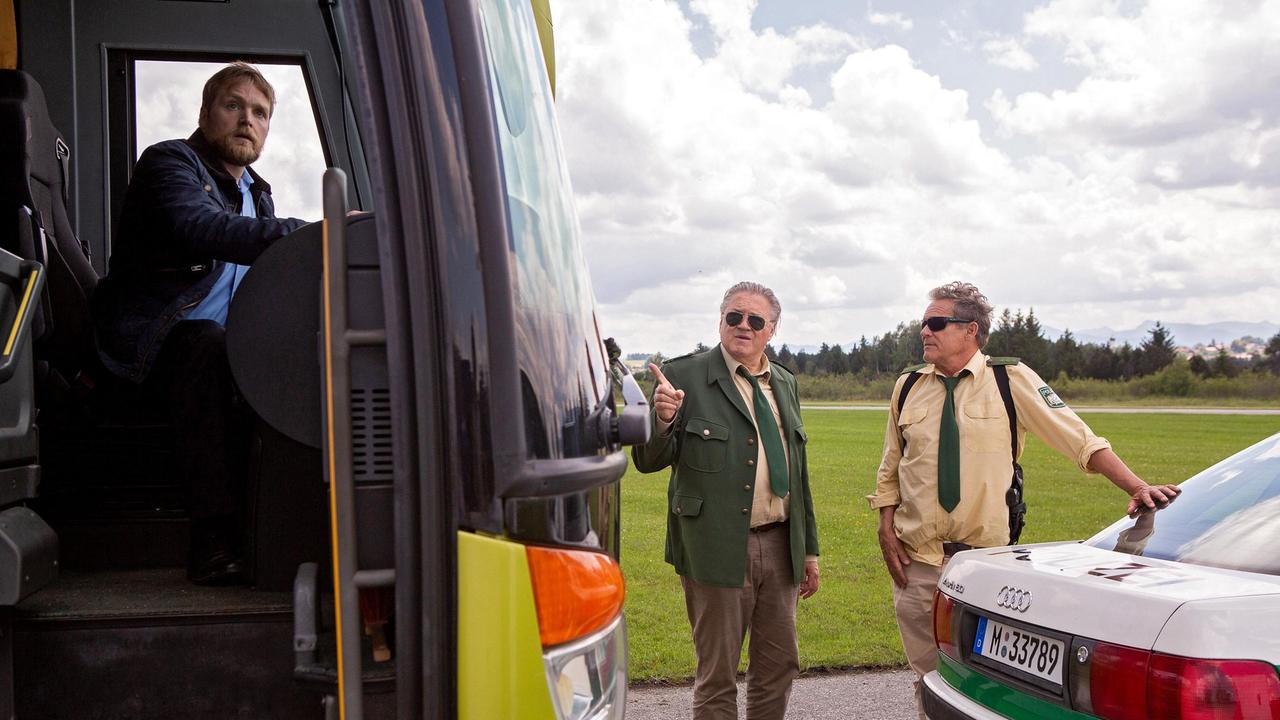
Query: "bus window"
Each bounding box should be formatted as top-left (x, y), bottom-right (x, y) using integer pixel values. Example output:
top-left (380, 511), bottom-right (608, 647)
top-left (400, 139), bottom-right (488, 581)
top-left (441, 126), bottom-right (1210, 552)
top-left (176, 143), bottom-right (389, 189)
top-left (133, 60), bottom-right (327, 220)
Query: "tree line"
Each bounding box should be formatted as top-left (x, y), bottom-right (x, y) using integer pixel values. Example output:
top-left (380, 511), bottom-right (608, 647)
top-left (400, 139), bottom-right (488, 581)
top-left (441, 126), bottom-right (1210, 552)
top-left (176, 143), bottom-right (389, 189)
top-left (657, 309), bottom-right (1280, 381)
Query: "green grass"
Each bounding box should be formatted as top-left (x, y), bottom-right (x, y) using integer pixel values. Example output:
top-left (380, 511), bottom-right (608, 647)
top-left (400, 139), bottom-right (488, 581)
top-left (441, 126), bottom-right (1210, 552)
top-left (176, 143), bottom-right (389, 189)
top-left (620, 411), bottom-right (1280, 680)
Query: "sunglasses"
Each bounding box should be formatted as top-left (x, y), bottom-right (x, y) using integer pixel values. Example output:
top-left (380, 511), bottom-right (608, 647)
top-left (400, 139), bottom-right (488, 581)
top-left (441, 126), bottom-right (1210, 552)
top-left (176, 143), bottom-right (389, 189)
top-left (922, 316), bottom-right (972, 332)
top-left (725, 311), bottom-right (769, 332)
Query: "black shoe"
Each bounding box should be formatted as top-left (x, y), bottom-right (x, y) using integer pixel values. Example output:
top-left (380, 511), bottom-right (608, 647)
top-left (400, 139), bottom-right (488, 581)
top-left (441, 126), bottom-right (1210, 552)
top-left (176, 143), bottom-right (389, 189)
top-left (188, 548), bottom-right (246, 585)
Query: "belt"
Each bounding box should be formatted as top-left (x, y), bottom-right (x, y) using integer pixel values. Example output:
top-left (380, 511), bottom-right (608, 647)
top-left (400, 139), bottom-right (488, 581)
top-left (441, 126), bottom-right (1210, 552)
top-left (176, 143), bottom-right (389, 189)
top-left (943, 542), bottom-right (975, 557)
top-left (749, 520), bottom-right (788, 533)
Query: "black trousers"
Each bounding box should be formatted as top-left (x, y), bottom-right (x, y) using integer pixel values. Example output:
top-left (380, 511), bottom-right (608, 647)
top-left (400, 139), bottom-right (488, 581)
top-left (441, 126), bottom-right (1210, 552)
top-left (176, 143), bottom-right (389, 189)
top-left (143, 320), bottom-right (249, 526)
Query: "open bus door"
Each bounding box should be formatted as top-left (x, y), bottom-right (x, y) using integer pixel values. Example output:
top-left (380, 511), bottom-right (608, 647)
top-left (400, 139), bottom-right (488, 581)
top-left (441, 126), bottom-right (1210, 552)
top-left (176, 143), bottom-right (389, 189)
top-left (3, 0), bottom-right (647, 717)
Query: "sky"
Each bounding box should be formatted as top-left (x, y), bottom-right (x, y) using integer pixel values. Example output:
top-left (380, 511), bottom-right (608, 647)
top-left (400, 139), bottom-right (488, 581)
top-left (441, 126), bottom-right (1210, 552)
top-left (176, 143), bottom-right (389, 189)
top-left (551, 0), bottom-right (1280, 355)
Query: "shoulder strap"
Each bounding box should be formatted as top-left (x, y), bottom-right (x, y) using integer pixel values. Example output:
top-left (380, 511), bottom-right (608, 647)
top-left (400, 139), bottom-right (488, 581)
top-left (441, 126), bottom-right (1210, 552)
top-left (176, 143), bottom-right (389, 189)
top-left (991, 365), bottom-right (1017, 463)
top-left (993, 364), bottom-right (1029, 544)
top-left (895, 372), bottom-right (922, 451)
top-left (896, 372), bottom-right (921, 417)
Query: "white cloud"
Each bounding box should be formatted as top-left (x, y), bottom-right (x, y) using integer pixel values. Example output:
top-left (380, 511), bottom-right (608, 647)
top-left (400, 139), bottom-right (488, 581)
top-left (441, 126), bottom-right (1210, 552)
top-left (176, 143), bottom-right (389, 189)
top-left (990, 1), bottom-right (1280, 188)
top-left (982, 37), bottom-right (1038, 71)
top-left (555, 0), bottom-right (1280, 354)
top-left (868, 10), bottom-right (913, 32)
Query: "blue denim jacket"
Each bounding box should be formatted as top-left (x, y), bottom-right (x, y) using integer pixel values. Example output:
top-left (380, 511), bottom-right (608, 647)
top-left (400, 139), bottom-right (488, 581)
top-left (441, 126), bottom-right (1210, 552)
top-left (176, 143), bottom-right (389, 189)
top-left (93, 131), bottom-right (307, 382)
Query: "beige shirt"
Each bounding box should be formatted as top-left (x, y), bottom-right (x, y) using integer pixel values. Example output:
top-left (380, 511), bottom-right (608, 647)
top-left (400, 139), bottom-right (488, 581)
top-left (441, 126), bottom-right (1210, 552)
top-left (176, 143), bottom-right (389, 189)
top-left (867, 350), bottom-right (1111, 566)
top-left (658, 347), bottom-right (790, 527)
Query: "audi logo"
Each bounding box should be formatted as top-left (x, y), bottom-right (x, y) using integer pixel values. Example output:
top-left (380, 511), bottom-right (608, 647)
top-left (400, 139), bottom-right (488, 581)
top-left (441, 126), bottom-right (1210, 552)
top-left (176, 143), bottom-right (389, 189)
top-left (996, 586), bottom-right (1032, 613)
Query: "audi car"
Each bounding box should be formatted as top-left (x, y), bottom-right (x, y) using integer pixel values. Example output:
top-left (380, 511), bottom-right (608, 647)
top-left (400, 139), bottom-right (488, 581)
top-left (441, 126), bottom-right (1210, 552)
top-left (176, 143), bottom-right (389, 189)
top-left (922, 432), bottom-right (1280, 720)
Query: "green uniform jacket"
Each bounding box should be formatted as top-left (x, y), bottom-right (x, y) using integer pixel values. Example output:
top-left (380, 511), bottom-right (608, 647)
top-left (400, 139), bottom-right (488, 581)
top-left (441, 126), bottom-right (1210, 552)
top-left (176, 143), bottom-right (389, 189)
top-left (631, 346), bottom-right (820, 587)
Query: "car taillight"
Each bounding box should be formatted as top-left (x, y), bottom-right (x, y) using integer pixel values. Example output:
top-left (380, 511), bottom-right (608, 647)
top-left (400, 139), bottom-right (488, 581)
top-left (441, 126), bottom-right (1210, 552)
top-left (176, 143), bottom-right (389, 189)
top-left (1148, 655), bottom-right (1280, 720)
top-left (526, 546), bottom-right (626, 647)
top-left (1090, 642), bottom-right (1150, 720)
top-left (932, 590), bottom-right (957, 660)
top-left (1087, 641), bottom-right (1280, 720)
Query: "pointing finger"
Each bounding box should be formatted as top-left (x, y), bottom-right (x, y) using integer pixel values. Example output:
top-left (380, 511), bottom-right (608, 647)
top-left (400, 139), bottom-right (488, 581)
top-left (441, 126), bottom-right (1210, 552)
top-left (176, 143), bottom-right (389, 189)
top-left (649, 363), bottom-right (672, 389)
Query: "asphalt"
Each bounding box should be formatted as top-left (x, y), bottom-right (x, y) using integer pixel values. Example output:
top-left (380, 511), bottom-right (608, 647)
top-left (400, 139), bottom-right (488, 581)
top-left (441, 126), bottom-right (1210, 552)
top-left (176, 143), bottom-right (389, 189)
top-left (626, 668), bottom-right (920, 720)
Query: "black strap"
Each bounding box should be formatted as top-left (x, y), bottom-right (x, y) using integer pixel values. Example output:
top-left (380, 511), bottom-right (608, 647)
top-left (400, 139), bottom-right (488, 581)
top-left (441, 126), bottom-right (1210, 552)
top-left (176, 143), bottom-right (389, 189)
top-left (991, 365), bottom-right (1017, 461)
top-left (991, 365), bottom-right (1027, 544)
top-left (894, 372), bottom-right (922, 452)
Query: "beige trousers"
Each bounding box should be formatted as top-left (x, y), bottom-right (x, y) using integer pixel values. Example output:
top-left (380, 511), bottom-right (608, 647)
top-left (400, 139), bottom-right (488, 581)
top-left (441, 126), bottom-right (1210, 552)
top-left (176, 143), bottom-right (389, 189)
top-left (892, 558), bottom-right (946, 720)
top-left (680, 524), bottom-right (800, 720)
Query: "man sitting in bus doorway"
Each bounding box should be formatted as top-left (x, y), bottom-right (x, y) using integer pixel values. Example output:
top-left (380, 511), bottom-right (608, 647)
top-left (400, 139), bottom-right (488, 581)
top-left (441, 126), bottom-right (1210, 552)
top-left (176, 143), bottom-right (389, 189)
top-left (633, 281), bottom-right (821, 720)
top-left (93, 62), bottom-right (307, 585)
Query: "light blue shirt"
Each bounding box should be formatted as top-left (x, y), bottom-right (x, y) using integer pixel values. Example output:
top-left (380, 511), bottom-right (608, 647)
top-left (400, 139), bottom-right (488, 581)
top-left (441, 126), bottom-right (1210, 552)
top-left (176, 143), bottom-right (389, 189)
top-left (187, 173), bottom-right (254, 325)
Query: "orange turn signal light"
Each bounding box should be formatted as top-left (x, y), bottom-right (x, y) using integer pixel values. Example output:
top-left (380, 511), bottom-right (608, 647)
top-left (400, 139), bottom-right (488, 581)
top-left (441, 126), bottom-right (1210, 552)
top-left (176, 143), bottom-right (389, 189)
top-left (526, 545), bottom-right (626, 647)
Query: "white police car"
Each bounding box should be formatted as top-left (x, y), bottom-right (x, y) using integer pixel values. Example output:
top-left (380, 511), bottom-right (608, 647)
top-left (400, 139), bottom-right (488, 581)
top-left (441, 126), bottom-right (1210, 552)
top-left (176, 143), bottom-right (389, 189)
top-left (922, 432), bottom-right (1280, 720)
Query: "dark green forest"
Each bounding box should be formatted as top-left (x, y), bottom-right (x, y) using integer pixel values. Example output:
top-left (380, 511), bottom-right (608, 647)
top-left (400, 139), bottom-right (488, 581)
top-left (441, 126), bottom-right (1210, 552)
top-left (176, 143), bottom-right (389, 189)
top-left (633, 310), bottom-right (1280, 403)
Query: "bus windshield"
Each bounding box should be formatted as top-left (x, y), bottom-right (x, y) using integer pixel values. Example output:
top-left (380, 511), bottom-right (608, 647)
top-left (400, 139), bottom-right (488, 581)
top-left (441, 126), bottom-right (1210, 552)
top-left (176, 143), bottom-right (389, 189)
top-left (477, 0), bottom-right (611, 460)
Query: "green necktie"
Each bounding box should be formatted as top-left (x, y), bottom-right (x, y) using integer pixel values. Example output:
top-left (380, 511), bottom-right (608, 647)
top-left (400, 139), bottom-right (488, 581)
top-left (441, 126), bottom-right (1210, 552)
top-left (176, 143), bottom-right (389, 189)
top-left (738, 367), bottom-right (789, 498)
top-left (938, 373), bottom-right (968, 512)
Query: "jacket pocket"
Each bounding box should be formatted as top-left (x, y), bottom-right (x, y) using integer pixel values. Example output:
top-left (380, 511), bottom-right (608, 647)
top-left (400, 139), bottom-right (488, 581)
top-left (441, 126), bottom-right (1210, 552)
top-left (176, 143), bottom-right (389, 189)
top-left (671, 494), bottom-right (703, 517)
top-left (962, 402), bottom-right (1008, 453)
top-left (681, 416), bottom-right (729, 473)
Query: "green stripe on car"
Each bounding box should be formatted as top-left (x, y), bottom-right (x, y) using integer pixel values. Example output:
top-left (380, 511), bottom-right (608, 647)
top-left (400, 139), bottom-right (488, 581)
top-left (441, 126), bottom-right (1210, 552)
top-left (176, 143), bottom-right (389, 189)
top-left (938, 654), bottom-right (1092, 720)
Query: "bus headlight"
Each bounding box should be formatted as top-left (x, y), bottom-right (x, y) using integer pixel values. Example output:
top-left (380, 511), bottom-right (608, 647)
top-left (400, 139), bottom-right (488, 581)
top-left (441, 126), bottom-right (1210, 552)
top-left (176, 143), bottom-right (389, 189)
top-left (543, 614), bottom-right (626, 720)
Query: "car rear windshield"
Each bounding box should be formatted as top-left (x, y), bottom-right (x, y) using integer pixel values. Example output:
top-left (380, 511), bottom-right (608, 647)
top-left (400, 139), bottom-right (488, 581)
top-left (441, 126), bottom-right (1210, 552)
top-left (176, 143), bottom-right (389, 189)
top-left (1086, 432), bottom-right (1280, 576)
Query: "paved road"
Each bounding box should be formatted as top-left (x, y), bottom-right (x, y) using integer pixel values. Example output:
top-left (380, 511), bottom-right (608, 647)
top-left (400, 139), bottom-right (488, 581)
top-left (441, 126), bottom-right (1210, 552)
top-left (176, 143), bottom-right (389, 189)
top-left (803, 405), bottom-right (1280, 414)
top-left (626, 669), bottom-right (919, 720)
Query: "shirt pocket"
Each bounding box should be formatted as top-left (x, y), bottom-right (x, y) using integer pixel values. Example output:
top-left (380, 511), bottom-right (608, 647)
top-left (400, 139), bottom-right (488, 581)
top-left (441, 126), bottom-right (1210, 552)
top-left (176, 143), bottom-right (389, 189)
top-left (681, 416), bottom-right (729, 473)
top-left (897, 406), bottom-right (929, 455)
top-left (962, 402), bottom-right (1009, 454)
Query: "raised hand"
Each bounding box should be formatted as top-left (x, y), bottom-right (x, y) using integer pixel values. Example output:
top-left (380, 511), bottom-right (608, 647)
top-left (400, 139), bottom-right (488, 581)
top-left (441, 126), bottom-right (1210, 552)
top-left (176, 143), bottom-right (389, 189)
top-left (649, 363), bottom-right (685, 424)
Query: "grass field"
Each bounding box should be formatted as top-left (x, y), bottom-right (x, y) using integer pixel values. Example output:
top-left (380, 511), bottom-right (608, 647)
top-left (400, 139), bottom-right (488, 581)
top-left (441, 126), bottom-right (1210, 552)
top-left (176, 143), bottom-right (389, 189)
top-left (620, 411), bottom-right (1280, 681)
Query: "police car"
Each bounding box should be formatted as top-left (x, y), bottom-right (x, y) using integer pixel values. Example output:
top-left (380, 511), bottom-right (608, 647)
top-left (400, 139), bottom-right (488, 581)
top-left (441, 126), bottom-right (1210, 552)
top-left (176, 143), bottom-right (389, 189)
top-left (922, 432), bottom-right (1280, 720)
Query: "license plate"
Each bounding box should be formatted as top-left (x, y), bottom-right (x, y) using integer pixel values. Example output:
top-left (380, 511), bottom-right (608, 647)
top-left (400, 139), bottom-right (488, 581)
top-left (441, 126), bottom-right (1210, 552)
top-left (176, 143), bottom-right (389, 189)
top-left (972, 616), bottom-right (1064, 687)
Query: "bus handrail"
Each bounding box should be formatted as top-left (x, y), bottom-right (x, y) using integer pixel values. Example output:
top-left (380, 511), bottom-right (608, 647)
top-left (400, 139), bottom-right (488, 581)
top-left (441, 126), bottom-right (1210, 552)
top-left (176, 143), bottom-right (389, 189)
top-left (501, 451), bottom-right (629, 499)
top-left (0, 252), bottom-right (44, 384)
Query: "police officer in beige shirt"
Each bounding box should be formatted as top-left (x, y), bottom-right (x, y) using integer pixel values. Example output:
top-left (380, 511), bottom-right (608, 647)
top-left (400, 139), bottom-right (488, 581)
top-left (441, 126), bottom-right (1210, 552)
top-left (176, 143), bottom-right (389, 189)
top-left (867, 281), bottom-right (1180, 719)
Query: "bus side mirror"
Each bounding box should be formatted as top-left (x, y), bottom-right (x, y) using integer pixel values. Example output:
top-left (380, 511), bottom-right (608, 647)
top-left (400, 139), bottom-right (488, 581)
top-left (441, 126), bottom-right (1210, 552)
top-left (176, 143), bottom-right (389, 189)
top-left (610, 359), bottom-right (650, 447)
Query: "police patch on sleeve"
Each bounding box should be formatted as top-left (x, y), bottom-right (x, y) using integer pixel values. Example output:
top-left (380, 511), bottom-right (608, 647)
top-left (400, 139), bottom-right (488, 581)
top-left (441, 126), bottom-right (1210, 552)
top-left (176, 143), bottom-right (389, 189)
top-left (1038, 385), bottom-right (1066, 408)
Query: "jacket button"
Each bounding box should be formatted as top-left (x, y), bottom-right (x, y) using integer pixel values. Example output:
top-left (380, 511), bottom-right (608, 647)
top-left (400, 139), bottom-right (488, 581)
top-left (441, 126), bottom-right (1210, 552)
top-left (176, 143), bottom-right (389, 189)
top-left (741, 508), bottom-right (749, 514)
top-left (675, 506), bottom-right (682, 513)
top-left (746, 459), bottom-right (754, 466)
top-left (702, 428), bottom-right (710, 436)
top-left (203, 184), bottom-right (212, 192)
top-left (747, 438), bottom-right (755, 445)
top-left (743, 484), bottom-right (751, 491)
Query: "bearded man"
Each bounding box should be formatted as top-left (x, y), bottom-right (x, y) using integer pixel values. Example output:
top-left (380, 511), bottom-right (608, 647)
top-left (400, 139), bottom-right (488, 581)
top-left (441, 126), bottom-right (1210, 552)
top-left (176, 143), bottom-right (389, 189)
top-left (94, 62), bottom-right (307, 585)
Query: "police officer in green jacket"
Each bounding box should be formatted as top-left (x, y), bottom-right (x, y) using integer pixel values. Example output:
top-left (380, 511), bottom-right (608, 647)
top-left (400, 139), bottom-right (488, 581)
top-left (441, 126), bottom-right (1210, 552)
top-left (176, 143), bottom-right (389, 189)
top-left (633, 281), bottom-right (820, 720)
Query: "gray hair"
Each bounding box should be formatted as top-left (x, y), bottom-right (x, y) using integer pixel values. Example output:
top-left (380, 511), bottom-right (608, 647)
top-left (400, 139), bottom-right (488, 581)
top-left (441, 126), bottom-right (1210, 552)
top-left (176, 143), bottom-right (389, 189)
top-left (929, 281), bottom-right (994, 347)
top-left (720, 281), bottom-right (781, 326)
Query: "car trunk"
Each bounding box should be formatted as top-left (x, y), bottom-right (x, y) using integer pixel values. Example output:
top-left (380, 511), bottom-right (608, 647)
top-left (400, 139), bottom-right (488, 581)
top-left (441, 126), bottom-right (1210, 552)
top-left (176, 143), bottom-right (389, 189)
top-left (943, 542), bottom-right (1280, 646)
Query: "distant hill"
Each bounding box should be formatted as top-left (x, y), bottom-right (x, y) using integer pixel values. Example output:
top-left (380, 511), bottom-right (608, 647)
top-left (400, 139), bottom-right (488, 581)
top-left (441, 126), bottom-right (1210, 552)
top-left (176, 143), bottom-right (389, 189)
top-left (1043, 321), bottom-right (1280, 347)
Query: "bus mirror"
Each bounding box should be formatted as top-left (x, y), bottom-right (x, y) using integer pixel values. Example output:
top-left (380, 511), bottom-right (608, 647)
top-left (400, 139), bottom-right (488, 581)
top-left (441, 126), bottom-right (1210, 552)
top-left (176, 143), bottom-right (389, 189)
top-left (610, 360), bottom-right (650, 447)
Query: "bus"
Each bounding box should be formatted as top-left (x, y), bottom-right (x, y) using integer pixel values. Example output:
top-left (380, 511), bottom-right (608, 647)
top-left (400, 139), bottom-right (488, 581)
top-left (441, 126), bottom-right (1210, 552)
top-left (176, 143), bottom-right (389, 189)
top-left (0, 0), bottom-right (644, 717)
